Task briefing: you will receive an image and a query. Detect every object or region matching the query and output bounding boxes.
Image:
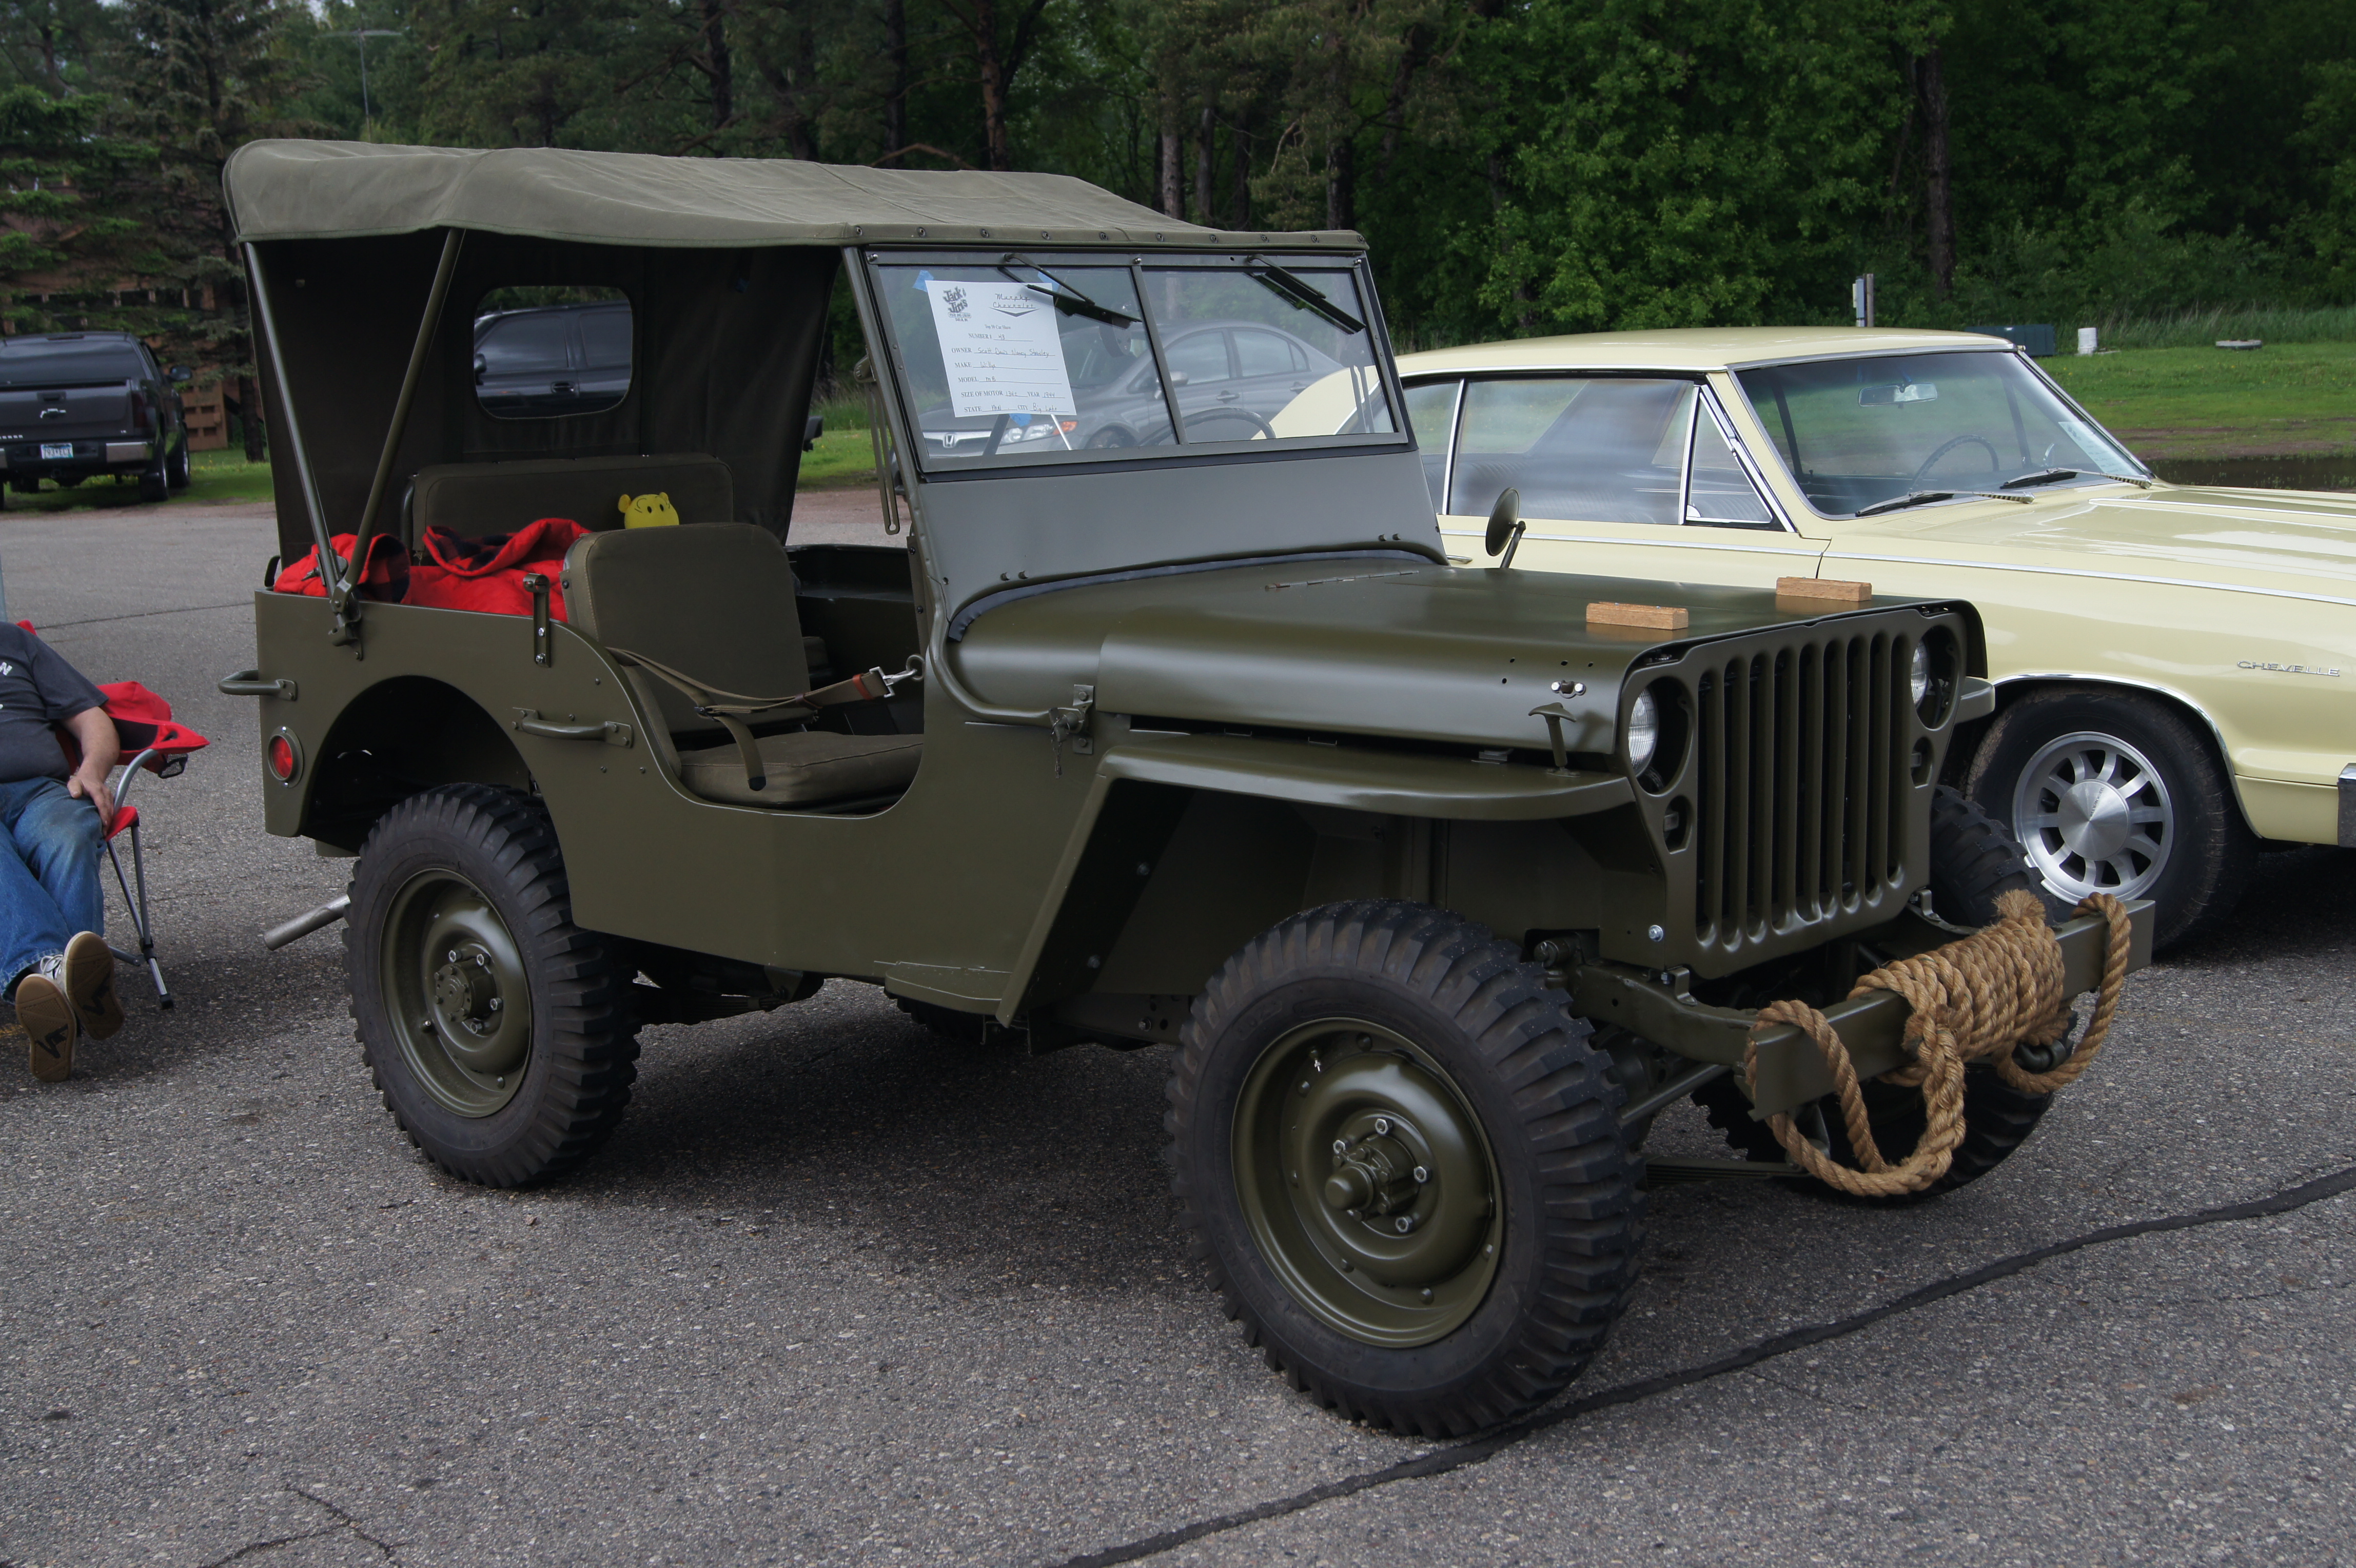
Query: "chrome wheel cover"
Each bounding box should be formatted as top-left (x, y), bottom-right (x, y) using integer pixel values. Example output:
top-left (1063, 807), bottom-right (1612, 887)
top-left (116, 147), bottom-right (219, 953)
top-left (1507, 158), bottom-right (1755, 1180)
top-left (2010, 729), bottom-right (2174, 901)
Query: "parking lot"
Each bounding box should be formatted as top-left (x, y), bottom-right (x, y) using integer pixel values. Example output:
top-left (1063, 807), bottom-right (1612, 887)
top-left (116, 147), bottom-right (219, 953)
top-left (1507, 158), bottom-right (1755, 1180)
top-left (3, 500), bottom-right (2352, 1567)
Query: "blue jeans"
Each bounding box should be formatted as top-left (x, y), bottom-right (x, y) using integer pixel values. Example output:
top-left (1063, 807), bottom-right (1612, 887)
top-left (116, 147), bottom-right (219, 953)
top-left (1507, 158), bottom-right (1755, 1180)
top-left (0, 776), bottom-right (105, 992)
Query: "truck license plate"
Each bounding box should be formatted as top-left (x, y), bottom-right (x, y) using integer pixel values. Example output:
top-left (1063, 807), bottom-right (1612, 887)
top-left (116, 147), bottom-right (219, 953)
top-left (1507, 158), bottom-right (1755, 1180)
top-left (39, 443), bottom-right (72, 460)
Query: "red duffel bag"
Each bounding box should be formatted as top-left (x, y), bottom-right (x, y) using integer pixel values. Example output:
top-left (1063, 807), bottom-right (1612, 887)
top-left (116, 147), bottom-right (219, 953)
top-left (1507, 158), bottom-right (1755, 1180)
top-left (405, 518), bottom-right (588, 620)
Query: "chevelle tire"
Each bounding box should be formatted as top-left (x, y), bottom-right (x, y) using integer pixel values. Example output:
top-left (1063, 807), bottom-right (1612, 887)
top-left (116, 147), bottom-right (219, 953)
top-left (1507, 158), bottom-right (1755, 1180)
top-left (1965, 687), bottom-right (2254, 951)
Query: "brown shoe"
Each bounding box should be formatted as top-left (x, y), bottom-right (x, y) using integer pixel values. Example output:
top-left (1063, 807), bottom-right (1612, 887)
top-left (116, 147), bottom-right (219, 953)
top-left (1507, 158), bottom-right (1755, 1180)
top-left (64, 931), bottom-right (121, 1040)
top-left (18, 964), bottom-right (75, 1082)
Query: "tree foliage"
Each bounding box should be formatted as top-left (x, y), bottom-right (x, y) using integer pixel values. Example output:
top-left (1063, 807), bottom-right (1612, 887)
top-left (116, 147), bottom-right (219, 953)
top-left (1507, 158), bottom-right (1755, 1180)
top-left (0, 0), bottom-right (2349, 366)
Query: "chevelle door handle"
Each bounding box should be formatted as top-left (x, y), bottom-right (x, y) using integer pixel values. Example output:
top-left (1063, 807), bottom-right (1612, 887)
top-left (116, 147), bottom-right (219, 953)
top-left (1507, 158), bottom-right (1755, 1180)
top-left (1215, 390), bottom-right (1241, 402)
top-left (512, 709), bottom-right (633, 747)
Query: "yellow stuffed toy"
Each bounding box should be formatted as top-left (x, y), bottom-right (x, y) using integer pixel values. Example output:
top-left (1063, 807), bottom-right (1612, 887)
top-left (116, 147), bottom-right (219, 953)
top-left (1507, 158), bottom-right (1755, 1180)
top-left (618, 492), bottom-right (680, 528)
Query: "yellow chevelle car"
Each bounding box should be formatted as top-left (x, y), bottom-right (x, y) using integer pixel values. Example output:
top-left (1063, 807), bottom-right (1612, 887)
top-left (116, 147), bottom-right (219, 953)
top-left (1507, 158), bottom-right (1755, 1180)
top-left (1393, 328), bottom-right (2353, 950)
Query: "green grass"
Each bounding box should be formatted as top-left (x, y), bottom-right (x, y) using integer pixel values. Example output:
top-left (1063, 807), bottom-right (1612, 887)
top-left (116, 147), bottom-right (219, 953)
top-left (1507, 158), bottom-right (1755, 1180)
top-left (4, 447), bottom-right (277, 513)
top-left (2042, 340), bottom-right (2356, 459)
top-left (2090, 305), bottom-right (2356, 351)
top-left (796, 427), bottom-right (879, 490)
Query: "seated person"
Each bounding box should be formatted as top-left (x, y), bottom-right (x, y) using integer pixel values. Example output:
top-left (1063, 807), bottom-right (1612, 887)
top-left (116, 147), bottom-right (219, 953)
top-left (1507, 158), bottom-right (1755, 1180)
top-left (0, 624), bottom-right (122, 1081)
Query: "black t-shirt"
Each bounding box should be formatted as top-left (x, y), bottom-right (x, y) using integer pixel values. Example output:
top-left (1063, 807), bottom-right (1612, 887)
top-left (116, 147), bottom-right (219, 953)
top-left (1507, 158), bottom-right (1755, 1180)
top-left (0, 624), bottom-right (103, 783)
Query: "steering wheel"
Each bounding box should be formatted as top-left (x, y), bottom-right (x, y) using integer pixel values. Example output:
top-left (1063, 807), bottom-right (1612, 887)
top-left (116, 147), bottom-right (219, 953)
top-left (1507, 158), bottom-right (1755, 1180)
top-left (1909, 434), bottom-right (2000, 488)
top-left (1183, 407), bottom-right (1278, 442)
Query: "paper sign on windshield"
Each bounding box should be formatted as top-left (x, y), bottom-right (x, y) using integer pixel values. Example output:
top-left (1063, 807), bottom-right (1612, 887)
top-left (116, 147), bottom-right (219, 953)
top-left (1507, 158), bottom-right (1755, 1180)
top-left (926, 280), bottom-right (1076, 419)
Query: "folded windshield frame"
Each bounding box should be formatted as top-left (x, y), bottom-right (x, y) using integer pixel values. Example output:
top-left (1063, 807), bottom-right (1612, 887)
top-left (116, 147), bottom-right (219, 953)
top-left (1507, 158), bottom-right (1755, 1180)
top-left (852, 246), bottom-right (1411, 480)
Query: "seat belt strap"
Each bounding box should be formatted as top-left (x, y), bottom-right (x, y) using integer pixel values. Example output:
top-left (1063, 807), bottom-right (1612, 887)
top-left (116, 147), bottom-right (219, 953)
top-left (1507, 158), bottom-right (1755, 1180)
top-left (605, 648), bottom-right (899, 793)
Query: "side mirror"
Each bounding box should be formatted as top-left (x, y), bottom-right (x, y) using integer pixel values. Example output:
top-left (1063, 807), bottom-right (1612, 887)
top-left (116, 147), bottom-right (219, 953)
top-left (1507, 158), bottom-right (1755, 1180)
top-left (166, 365), bottom-right (192, 383)
top-left (1167, 369), bottom-right (1190, 387)
top-left (473, 352), bottom-right (488, 385)
top-left (803, 414), bottom-right (823, 453)
top-left (1485, 487), bottom-right (1526, 568)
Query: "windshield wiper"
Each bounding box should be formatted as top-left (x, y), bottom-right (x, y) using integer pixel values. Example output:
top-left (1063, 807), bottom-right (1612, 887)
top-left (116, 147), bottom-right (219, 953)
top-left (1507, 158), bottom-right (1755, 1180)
top-left (1245, 255), bottom-right (1366, 335)
top-left (997, 255), bottom-right (1136, 328)
top-left (1854, 488), bottom-right (2036, 517)
top-left (2001, 466), bottom-right (2155, 490)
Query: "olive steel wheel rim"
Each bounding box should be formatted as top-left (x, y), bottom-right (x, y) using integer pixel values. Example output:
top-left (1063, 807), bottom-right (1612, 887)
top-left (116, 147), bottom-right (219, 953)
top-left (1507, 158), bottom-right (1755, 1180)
top-left (381, 869), bottom-right (533, 1117)
top-left (1233, 1020), bottom-right (1503, 1349)
top-left (2010, 729), bottom-right (2174, 902)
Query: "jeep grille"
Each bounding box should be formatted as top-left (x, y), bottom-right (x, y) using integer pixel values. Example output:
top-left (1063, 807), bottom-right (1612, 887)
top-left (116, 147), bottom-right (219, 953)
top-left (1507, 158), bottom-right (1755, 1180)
top-left (1688, 628), bottom-right (1916, 954)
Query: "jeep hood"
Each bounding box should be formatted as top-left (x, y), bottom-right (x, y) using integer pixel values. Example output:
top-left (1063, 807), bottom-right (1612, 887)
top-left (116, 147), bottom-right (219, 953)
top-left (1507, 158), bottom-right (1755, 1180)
top-left (1828, 484), bottom-right (2356, 602)
top-left (950, 558), bottom-right (1962, 755)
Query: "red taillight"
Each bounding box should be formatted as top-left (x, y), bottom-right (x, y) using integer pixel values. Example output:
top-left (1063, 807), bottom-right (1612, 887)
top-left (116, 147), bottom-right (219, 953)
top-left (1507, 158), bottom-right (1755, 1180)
top-left (266, 735), bottom-right (297, 782)
top-left (129, 388), bottom-right (148, 428)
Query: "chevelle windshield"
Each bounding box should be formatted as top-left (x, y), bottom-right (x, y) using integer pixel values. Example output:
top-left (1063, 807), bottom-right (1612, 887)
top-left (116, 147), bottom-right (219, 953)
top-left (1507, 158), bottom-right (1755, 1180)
top-left (872, 256), bottom-right (1398, 472)
top-left (1735, 351), bottom-right (2147, 517)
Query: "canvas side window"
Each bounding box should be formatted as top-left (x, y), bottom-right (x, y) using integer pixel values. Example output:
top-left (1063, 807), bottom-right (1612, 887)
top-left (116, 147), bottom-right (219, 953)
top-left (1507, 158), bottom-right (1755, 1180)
top-left (1449, 378), bottom-right (1694, 525)
top-left (473, 287), bottom-right (632, 419)
top-left (1684, 404), bottom-right (1777, 526)
top-left (1401, 379), bottom-right (1459, 513)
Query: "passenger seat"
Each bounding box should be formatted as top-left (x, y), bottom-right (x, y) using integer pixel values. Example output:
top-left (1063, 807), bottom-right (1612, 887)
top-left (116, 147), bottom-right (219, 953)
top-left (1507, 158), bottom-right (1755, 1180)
top-left (561, 524), bottom-right (921, 809)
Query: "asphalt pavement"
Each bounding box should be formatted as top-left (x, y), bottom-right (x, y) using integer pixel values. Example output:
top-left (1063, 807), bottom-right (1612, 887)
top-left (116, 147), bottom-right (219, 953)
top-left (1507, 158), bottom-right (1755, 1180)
top-left (2, 497), bottom-right (2351, 1567)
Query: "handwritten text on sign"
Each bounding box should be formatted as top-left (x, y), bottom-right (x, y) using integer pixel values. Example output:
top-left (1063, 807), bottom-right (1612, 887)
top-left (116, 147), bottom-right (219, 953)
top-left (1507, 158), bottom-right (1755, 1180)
top-left (926, 280), bottom-right (1076, 419)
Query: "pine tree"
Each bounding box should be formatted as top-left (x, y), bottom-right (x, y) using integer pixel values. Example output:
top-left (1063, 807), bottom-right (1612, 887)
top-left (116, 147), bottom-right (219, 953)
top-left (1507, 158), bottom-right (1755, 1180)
top-left (116, 0), bottom-right (312, 458)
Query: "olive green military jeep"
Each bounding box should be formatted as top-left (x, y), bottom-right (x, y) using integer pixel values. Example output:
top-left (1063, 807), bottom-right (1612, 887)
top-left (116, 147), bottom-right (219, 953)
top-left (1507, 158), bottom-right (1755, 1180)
top-left (220, 141), bottom-right (2149, 1437)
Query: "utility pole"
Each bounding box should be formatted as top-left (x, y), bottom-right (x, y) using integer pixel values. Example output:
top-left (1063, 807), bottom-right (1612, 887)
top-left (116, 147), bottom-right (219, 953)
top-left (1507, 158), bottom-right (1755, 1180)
top-left (335, 29), bottom-right (401, 129)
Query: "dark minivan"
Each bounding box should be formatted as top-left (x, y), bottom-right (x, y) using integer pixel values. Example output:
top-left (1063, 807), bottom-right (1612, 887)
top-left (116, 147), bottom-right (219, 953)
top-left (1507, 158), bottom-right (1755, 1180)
top-left (0, 332), bottom-right (192, 505)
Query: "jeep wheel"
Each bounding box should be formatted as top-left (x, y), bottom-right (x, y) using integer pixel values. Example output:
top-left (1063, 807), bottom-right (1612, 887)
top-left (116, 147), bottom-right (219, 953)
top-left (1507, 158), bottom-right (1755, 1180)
top-left (1692, 786), bottom-right (2055, 1201)
top-left (1168, 900), bottom-right (1641, 1437)
top-left (1966, 687), bottom-right (2253, 950)
top-left (347, 785), bottom-right (640, 1186)
top-left (1694, 1062), bottom-right (2052, 1204)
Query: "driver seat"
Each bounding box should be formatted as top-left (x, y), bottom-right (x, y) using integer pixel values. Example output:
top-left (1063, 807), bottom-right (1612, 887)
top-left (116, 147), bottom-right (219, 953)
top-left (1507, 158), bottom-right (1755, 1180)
top-left (561, 524), bottom-right (921, 809)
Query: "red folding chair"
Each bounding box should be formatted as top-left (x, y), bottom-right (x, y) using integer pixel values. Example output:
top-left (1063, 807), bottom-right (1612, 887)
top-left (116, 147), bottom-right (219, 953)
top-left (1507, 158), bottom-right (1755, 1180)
top-left (21, 623), bottom-right (209, 1009)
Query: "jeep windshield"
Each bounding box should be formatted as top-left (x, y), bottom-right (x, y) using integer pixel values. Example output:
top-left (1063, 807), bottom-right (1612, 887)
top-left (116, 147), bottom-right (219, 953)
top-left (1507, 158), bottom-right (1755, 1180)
top-left (870, 253), bottom-right (1400, 472)
top-left (1735, 350), bottom-right (2147, 518)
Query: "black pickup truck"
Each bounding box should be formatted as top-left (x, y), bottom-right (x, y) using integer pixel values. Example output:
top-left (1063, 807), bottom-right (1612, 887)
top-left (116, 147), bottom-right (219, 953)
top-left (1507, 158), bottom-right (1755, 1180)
top-left (0, 332), bottom-right (192, 506)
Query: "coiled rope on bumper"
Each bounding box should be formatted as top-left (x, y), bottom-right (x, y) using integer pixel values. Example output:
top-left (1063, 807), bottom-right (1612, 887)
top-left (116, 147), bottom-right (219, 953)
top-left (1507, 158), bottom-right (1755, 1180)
top-left (1742, 890), bottom-right (2134, 1198)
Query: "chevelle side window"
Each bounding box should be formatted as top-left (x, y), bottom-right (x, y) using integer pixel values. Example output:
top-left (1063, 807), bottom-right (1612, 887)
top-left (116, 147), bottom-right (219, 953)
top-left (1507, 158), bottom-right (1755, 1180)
top-left (1448, 377), bottom-right (1695, 525)
top-left (1684, 403), bottom-right (1776, 526)
top-left (1401, 379), bottom-right (1460, 513)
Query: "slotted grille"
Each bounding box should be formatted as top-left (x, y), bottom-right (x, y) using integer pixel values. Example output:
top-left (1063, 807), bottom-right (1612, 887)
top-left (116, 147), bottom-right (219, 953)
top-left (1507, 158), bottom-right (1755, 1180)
top-left (1691, 630), bottom-right (1913, 949)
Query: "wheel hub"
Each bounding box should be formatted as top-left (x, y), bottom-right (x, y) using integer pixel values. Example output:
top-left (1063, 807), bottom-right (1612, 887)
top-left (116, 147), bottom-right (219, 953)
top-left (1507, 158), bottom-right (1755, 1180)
top-left (2054, 778), bottom-right (2134, 862)
top-left (1234, 1023), bottom-right (1502, 1347)
top-left (2013, 730), bottom-right (2173, 901)
top-left (381, 872), bottom-right (533, 1115)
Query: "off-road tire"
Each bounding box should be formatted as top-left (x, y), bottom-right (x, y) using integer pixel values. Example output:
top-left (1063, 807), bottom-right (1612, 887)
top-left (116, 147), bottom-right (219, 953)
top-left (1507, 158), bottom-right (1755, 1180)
top-left (1167, 900), bottom-right (1641, 1437)
top-left (1966, 685), bottom-right (2254, 951)
top-left (348, 785), bottom-right (639, 1186)
top-left (1694, 1063), bottom-right (2051, 1204)
top-left (1927, 783), bottom-right (2041, 928)
top-left (1693, 785), bottom-right (2053, 1200)
top-left (892, 994), bottom-right (990, 1043)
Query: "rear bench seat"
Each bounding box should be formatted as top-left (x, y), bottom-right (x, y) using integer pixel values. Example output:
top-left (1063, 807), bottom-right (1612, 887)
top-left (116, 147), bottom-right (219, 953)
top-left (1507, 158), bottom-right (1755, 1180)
top-left (407, 453), bottom-right (738, 545)
top-left (561, 523), bottom-right (921, 810)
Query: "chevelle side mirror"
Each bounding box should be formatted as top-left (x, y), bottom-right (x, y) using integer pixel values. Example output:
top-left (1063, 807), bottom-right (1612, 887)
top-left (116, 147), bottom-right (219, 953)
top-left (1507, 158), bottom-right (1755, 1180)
top-left (473, 352), bottom-right (488, 385)
top-left (1485, 487), bottom-right (1525, 568)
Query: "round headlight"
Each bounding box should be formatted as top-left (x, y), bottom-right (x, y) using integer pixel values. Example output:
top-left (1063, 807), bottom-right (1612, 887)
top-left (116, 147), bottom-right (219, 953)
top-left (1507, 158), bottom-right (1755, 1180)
top-left (1910, 642), bottom-right (1932, 709)
top-left (1626, 689), bottom-right (1659, 773)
